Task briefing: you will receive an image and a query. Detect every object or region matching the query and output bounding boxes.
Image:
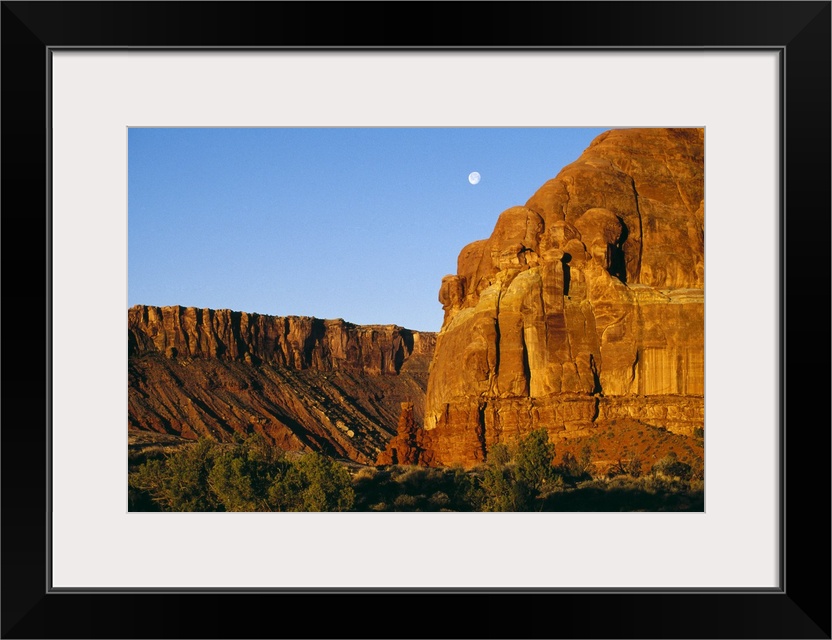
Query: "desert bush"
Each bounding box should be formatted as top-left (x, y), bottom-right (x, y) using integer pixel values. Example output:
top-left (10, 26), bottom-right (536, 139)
top-left (129, 436), bottom-right (354, 512)
top-left (393, 493), bottom-right (421, 510)
top-left (514, 429), bottom-right (557, 492)
top-left (625, 455), bottom-right (644, 478)
top-left (468, 429), bottom-right (560, 511)
top-left (651, 452), bottom-right (692, 480)
top-left (689, 456), bottom-right (705, 482)
top-left (479, 465), bottom-right (532, 512)
top-left (129, 438), bottom-right (219, 511)
top-left (607, 453), bottom-right (644, 479)
top-left (557, 451), bottom-right (592, 483)
top-left (208, 444), bottom-right (287, 512)
top-left (351, 464), bottom-right (483, 512)
top-left (393, 466), bottom-right (445, 491)
top-left (208, 454), bottom-right (258, 511)
top-left (488, 443), bottom-right (512, 466)
top-left (269, 451), bottom-right (355, 512)
top-left (353, 466), bottom-right (379, 482)
top-left (536, 474), bottom-right (566, 499)
top-left (429, 491), bottom-right (451, 508)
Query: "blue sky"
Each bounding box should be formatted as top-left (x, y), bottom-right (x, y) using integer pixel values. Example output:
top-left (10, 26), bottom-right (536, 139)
top-left (128, 127), bottom-right (608, 332)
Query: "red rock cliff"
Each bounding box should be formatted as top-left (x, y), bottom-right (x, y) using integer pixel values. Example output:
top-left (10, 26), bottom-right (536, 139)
top-left (420, 128), bottom-right (704, 467)
top-left (129, 305), bottom-right (435, 463)
top-left (129, 305), bottom-right (433, 374)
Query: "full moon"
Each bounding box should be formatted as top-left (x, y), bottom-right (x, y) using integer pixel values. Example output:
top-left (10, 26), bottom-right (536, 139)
top-left (468, 171), bottom-right (481, 185)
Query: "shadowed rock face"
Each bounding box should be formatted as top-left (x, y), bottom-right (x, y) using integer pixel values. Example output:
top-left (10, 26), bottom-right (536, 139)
top-left (129, 305), bottom-right (435, 464)
top-left (418, 128), bottom-right (704, 467)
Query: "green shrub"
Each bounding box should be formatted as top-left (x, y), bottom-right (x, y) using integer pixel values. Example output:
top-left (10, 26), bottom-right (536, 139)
top-left (129, 438), bottom-right (219, 511)
top-left (479, 466), bottom-right (531, 512)
top-left (129, 436), bottom-right (354, 512)
top-left (449, 466), bottom-right (484, 511)
top-left (488, 443), bottom-right (512, 466)
top-left (393, 494), bottom-right (420, 510)
top-left (651, 452), bottom-right (692, 480)
top-left (429, 491), bottom-right (451, 508)
top-left (514, 429), bottom-right (557, 492)
top-left (269, 451), bottom-right (355, 512)
top-left (471, 429), bottom-right (560, 511)
top-left (208, 444), bottom-right (287, 512)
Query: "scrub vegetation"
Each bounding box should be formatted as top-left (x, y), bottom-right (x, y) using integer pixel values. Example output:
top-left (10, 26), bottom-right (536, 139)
top-left (129, 429), bottom-right (702, 512)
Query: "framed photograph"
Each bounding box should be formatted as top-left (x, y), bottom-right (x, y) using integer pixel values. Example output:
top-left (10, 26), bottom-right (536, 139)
top-left (3, 2), bottom-right (829, 638)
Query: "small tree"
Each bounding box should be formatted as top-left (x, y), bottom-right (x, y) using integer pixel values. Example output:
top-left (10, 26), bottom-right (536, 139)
top-left (208, 440), bottom-right (287, 512)
top-left (269, 452), bottom-right (355, 512)
top-left (208, 454), bottom-right (259, 511)
top-left (514, 429), bottom-right (557, 492)
top-left (479, 466), bottom-right (531, 512)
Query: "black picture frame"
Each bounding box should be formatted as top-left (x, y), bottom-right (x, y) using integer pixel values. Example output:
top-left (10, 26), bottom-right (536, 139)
top-left (2, 2), bottom-right (829, 638)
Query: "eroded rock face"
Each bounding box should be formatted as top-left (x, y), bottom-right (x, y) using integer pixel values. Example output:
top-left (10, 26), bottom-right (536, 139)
top-left (375, 403), bottom-right (422, 466)
top-left (129, 305), bottom-right (433, 375)
top-left (129, 305), bottom-right (435, 463)
top-left (422, 128), bottom-right (704, 467)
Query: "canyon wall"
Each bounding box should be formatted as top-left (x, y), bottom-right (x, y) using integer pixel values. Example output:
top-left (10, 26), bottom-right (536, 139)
top-left (416, 128), bottom-right (704, 467)
top-left (130, 129), bottom-right (704, 469)
top-left (129, 305), bottom-right (435, 463)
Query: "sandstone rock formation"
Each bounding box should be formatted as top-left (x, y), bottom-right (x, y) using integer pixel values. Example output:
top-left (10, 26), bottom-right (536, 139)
top-left (129, 305), bottom-right (435, 464)
top-left (419, 128), bottom-right (704, 467)
top-left (375, 403), bottom-right (421, 466)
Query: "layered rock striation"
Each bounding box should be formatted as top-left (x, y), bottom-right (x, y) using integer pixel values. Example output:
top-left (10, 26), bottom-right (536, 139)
top-left (129, 305), bottom-right (435, 463)
top-left (417, 128), bottom-right (704, 467)
top-left (129, 305), bottom-right (431, 374)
